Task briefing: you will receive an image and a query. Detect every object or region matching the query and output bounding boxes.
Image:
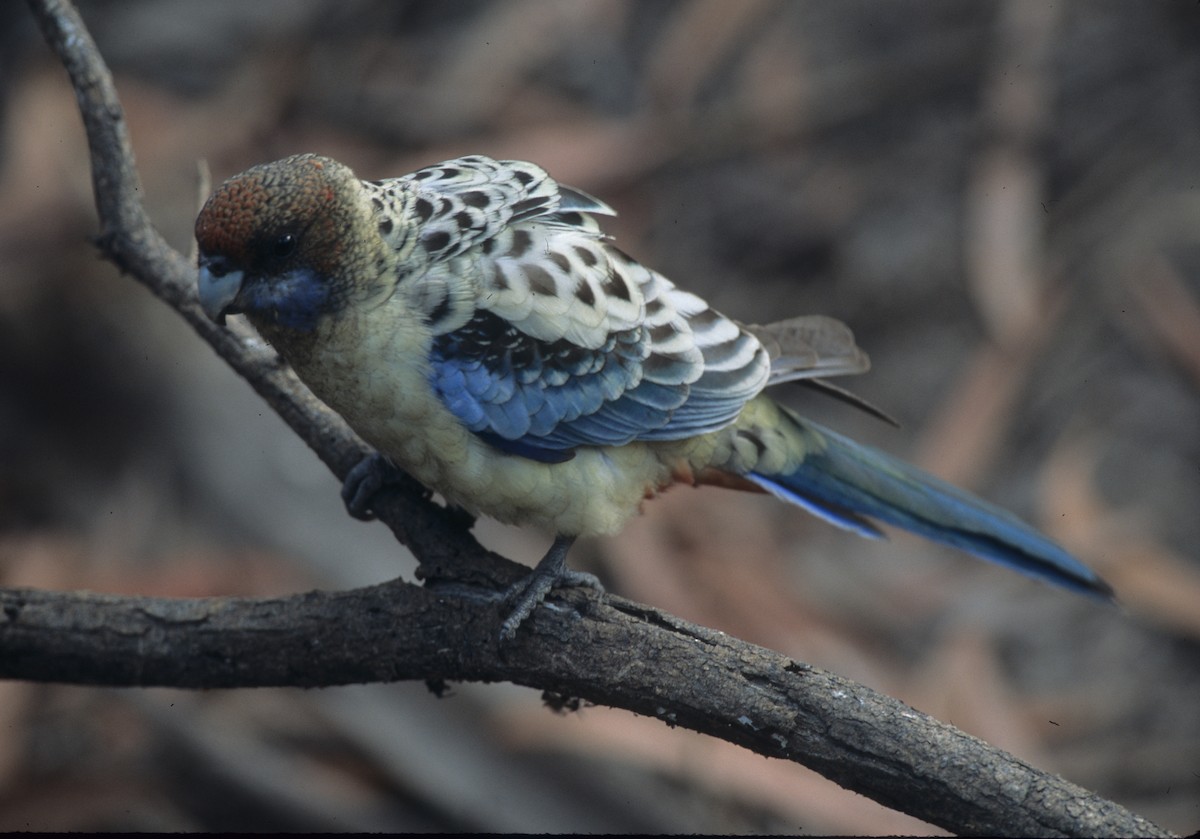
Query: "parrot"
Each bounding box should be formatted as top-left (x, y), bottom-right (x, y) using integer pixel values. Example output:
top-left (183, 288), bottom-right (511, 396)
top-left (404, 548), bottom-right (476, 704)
top-left (195, 153), bottom-right (1113, 639)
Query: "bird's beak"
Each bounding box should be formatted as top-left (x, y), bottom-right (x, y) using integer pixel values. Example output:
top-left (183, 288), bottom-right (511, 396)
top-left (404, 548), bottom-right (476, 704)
top-left (197, 260), bottom-right (244, 325)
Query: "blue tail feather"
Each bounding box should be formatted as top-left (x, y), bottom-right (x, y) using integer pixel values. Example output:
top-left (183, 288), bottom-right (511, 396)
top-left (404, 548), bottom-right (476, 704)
top-left (751, 415), bottom-right (1114, 601)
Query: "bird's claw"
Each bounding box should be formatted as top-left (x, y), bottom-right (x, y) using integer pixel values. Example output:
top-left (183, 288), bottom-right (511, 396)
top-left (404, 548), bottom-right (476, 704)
top-left (498, 534), bottom-right (601, 641)
top-left (341, 453), bottom-right (399, 520)
top-left (500, 568), bottom-right (602, 641)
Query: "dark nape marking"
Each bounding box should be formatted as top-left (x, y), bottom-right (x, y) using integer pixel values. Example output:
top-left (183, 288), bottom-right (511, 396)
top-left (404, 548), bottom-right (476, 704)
top-left (603, 269), bottom-right (631, 301)
top-left (462, 191), bottom-right (490, 208)
top-left (425, 292), bottom-right (453, 327)
top-left (574, 280), bottom-right (596, 306)
top-left (414, 198), bottom-right (435, 222)
top-left (508, 229), bottom-right (533, 257)
top-left (423, 230), bottom-right (452, 253)
top-left (574, 246), bottom-right (598, 267)
top-left (525, 265), bottom-right (557, 296)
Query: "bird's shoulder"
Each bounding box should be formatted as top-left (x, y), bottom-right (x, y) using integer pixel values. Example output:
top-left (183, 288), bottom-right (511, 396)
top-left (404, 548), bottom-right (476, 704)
top-left (362, 155), bottom-right (613, 264)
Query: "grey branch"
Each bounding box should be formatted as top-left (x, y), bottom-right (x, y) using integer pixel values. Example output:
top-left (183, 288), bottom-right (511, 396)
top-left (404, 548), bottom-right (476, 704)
top-left (6, 1), bottom-right (1171, 836)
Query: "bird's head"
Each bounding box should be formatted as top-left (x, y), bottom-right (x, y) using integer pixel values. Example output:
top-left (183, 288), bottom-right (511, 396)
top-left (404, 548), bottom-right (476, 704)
top-left (195, 154), bottom-right (378, 332)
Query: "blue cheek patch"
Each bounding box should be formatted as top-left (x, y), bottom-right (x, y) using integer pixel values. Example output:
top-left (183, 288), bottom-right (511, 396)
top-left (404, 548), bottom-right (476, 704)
top-left (242, 269), bottom-right (331, 331)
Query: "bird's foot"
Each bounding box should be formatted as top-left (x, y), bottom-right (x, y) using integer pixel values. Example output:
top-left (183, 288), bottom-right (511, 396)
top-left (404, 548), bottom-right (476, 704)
top-left (341, 452), bottom-right (408, 520)
top-left (499, 535), bottom-right (602, 641)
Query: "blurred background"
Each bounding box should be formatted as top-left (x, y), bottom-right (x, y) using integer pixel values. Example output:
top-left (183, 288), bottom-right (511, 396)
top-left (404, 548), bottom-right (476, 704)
top-left (2, 0), bottom-right (1199, 833)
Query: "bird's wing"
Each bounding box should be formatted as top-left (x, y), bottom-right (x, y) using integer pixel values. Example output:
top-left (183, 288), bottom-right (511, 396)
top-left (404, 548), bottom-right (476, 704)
top-left (744, 315), bottom-right (870, 385)
top-left (419, 159), bottom-right (770, 461)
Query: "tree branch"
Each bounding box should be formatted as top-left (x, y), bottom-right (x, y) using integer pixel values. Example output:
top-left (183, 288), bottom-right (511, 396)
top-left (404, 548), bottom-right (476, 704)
top-left (7, 1), bottom-right (1170, 836)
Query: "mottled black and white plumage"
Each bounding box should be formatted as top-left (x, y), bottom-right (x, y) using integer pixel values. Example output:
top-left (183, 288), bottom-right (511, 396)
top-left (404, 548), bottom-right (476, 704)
top-left (195, 153), bottom-right (1114, 638)
top-left (365, 156), bottom-right (772, 464)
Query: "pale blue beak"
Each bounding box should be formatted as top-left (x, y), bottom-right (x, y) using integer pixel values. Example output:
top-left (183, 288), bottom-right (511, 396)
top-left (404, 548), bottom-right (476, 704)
top-left (197, 262), bottom-right (244, 324)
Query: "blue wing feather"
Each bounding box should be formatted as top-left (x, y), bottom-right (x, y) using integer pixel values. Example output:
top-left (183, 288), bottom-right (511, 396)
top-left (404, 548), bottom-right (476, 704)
top-left (428, 307), bottom-right (734, 455)
top-left (477, 431), bottom-right (576, 463)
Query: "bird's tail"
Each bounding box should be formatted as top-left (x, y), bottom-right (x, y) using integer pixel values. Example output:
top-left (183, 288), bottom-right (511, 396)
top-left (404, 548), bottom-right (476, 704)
top-left (744, 406), bottom-right (1114, 600)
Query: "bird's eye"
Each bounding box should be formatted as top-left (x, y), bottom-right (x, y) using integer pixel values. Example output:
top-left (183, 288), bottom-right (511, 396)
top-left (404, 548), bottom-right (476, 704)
top-left (272, 233), bottom-right (297, 260)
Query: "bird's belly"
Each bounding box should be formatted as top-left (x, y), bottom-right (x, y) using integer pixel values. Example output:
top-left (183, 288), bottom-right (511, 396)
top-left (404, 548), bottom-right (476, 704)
top-left (371, 415), bottom-right (683, 538)
top-left (444, 442), bottom-right (675, 536)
